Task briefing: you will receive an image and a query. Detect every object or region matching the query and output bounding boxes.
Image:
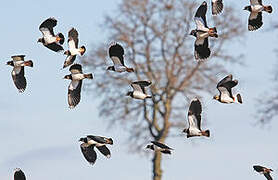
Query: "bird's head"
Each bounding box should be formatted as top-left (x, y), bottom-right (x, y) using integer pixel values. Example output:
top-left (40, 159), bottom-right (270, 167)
top-left (80, 46), bottom-right (86, 56)
top-left (79, 137), bottom-right (87, 143)
top-left (107, 66), bottom-right (115, 71)
top-left (190, 30), bottom-right (197, 37)
top-left (106, 138), bottom-right (113, 145)
top-left (243, 6), bottom-right (251, 12)
top-left (213, 95), bottom-right (220, 101)
top-left (6, 61), bottom-right (14, 66)
top-left (63, 75), bottom-right (72, 80)
top-left (146, 144), bottom-right (154, 150)
top-left (126, 91), bottom-right (133, 97)
top-left (14, 168), bottom-right (21, 172)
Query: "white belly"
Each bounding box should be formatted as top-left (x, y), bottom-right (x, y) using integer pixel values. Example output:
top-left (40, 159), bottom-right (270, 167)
top-left (70, 48), bottom-right (81, 56)
top-left (114, 65), bottom-right (126, 72)
top-left (44, 36), bottom-right (57, 44)
top-left (14, 60), bottom-right (24, 67)
top-left (72, 73), bottom-right (85, 81)
top-left (133, 91), bottom-right (147, 99)
top-left (221, 94), bottom-right (234, 103)
top-left (197, 31), bottom-right (209, 39)
top-left (189, 127), bottom-right (201, 136)
top-left (251, 5), bottom-right (263, 12)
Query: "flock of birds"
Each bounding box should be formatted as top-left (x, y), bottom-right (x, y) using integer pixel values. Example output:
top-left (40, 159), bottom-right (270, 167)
top-left (8, 0), bottom-right (275, 180)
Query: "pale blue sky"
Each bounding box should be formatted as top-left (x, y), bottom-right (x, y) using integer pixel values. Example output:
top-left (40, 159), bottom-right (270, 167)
top-left (0, 0), bottom-right (277, 180)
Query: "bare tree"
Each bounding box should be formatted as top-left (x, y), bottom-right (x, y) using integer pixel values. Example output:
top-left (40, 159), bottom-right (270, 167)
top-left (82, 0), bottom-right (245, 179)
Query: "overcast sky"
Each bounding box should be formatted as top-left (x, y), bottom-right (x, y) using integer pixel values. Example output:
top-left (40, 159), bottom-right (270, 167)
top-left (0, 0), bottom-right (277, 180)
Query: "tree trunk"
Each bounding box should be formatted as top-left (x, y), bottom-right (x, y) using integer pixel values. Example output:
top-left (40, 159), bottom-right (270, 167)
top-left (152, 150), bottom-right (162, 180)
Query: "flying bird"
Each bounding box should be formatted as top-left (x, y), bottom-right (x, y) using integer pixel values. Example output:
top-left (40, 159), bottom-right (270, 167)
top-left (107, 42), bottom-right (134, 72)
top-left (213, 74), bottom-right (242, 104)
top-left (64, 64), bottom-right (93, 108)
top-left (190, 1), bottom-right (218, 61)
top-left (63, 28), bottom-right (86, 68)
top-left (38, 17), bottom-right (65, 52)
top-left (146, 141), bottom-right (173, 154)
top-left (212, 0), bottom-right (223, 15)
top-left (126, 81), bottom-right (152, 100)
top-left (183, 98), bottom-right (210, 138)
top-left (6, 55), bottom-right (33, 93)
top-left (253, 165), bottom-right (273, 180)
top-left (79, 135), bottom-right (113, 165)
top-left (244, 0), bottom-right (273, 31)
top-left (14, 168), bottom-right (26, 180)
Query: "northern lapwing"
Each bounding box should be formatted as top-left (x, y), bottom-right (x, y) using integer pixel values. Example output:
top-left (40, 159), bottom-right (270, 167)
top-left (212, 0), bottom-right (223, 15)
top-left (107, 42), bottom-right (134, 73)
top-left (213, 74), bottom-right (242, 104)
top-left (79, 135), bottom-right (113, 165)
top-left (190, 1), bottom-right (218, 61)
top-left (63, 28), bottom-right (86, 68)
top-left (183, 98), bottom-right (210, 138)
top-left (253, 165), bottom-right (273, 180)
top-left (126, 81), bottom-right (152, 100)
top-left (64, 64), bottom-right (93, 108)
top-left (38, 17), bottom-right (65, 52)
top-left (146, 141), bottom-right (173, 154)
top-left (244, 0), bottom-right (273, 31)
top-left (6, 55), bottom-right (33, 93)
top-left (14, 168), bottom-right (26, 180)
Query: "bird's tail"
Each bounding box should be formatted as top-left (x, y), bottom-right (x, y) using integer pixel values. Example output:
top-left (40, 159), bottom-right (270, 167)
top-left (24, 60), bottom-right (33, 67)
top-left (236, 94), bottom-right (243, 104)
top-left (84, 73), bottom-right (93, 79)
top-left (264, 6), bottom-right (273, 13)
top-left (146, 95), bottom-right (152, 99)
top-left (201, 130), bottom-right (210, 137)
top-left (161, 149), bottom-right (171, 154)
top-left (57, 33), bottom-right (65, 44)
top-left (126, 67), bottom-right (134, 72)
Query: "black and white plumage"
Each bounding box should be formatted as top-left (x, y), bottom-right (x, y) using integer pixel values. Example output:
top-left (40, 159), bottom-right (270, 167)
top-left (38, 17), bottom-right (65, 52)
top-left (183, 98), bottom-right (210, 138)
top-left (14, 168), bottom-right (26, 180)
top-left (253, 165), bottom-right (273, 180)
top-left (126, 81), bottom-right (152, 100)
top-left (107, 42), bottom-right (134, 73)
top-left (190, 1), bottom-right (218, 61)
top-left (146, 141), bottom-right (173, 154)
top-left (212, 0), bottom-right (223, 15)
top-left (213, 74), bottom-right (242, 104)
top-left (79, 135), bottom-right (113, 165)
top-left (64, 64), bottom-right (93, 108)
top-left (244, 0), bottom-right (273, 31)
top-left (63, 28), bottom-right (86, 68)
top-left (6, 55), bottom-right (33, 93)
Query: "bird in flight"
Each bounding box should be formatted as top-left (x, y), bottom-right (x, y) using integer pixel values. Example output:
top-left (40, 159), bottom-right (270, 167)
top-left (14, 168), bottom-right (26, 180)
top-left (253, 165), bottom-right (273, 180)
top-left (79, 135), bottom-right (113, 165)
top-left (213, 74), bottom-right (242, 104)
top-left (64, 64), bottom-right (93, 108)
top-left (244, 0), bottom-right (273, 31)
top-left (38, 17), bottom-right (65, 52)
top-left (146, 141), bottom-right (173, 154)
top-left (190, 1), bottom-right (218, 61)
top-left (63, 28), bottom-right (86, 68)
top-left (6, 55), bottom-right (33, 93)
top-left (126, 81), bottom-right (152, 100)
top-left (107, 42), bottom-right (134, 73)
top-left (183, 98), bottom-right (210, 138)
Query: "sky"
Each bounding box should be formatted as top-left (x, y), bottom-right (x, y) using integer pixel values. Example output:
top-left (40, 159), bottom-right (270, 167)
top-left (0, 0), bottom-right (277, 180)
